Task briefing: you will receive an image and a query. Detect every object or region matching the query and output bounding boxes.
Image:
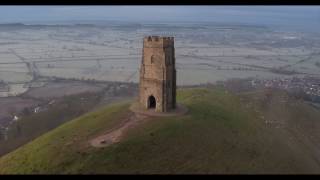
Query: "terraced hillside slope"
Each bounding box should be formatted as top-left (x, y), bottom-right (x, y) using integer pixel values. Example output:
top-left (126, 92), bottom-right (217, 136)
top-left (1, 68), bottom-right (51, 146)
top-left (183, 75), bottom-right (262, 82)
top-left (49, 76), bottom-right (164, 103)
top-left (0, 88), bottom-right (319, 174)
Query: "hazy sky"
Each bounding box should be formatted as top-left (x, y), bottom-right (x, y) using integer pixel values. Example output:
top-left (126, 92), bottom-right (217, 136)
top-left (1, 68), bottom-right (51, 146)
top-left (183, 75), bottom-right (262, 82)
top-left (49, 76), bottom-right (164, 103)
top-left (0, 6), bottom-right (319, 27)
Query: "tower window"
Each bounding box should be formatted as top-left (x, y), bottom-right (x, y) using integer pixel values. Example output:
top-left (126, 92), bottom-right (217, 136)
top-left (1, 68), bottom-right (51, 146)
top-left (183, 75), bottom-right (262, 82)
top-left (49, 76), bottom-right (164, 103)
top-left (151, 55), bottom-right (155, 64)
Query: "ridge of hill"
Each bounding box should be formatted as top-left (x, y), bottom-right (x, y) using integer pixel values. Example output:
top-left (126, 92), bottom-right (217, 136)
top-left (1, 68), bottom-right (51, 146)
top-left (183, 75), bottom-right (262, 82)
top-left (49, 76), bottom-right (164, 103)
top-left (0, 88), bottom-right (319, 174)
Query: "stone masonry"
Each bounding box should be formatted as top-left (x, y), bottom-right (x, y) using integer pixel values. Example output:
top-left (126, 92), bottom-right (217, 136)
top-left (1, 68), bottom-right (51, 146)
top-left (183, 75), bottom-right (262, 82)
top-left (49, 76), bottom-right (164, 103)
top-left (139, 36), bottom-right (176, 112)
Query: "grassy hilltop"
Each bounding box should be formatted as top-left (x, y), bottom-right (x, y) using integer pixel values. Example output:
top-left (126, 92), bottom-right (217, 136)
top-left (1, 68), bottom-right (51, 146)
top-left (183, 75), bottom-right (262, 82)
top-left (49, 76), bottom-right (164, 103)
top-left (0, 88), bottom-right (319, 174)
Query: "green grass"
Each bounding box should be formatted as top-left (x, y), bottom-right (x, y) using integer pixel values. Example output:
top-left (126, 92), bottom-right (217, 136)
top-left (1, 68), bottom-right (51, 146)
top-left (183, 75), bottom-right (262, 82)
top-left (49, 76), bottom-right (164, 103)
top-left (0, 88), bottom-right (319, 174)
top-left (0, 92), bottom-right (104, 157)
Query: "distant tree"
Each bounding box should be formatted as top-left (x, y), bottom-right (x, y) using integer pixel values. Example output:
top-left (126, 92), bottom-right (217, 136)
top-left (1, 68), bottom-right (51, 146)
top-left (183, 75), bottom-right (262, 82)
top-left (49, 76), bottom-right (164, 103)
top-left (0, 129), bottom-right (4, 141)
top-left (8, 107), bottom-right (17, 116)
top-left (22, 107), bottom-right (31, 116)
top-left (16, 124), bottom-right (22, 137)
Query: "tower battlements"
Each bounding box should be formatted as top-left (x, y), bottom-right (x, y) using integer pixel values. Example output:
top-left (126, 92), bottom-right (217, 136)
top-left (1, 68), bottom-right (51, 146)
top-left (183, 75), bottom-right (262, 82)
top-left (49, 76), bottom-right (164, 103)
top-left (143, 36), bottom-right (174, 48)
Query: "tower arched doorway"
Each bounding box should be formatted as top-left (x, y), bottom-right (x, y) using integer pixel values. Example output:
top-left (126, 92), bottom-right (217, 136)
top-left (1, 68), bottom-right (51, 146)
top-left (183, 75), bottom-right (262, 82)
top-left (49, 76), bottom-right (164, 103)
top-left (148, 96), bottom-right (156, 109)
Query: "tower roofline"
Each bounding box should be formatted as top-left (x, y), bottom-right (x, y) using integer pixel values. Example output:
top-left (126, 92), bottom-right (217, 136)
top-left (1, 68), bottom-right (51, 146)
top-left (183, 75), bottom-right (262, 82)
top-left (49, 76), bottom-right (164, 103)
top-left (143, 36), bottom-right (174, 48)
top-left (144, 36), bottom-right (174, 41)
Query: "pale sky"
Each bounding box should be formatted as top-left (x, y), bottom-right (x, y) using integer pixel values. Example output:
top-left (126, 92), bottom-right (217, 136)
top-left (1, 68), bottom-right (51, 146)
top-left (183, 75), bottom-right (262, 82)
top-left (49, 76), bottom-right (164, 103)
top-left (0, 6), bottom-right (319, 28)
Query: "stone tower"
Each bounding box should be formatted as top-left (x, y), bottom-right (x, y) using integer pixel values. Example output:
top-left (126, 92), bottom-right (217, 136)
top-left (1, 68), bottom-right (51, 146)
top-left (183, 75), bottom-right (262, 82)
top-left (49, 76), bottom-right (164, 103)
top-left (139, 36), bottom-right (176, 112)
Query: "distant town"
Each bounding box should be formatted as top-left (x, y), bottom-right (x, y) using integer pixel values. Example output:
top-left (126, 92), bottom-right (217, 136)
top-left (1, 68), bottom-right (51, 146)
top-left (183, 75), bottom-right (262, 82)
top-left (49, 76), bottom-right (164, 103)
top-left (221, 76), bottom-right (320, 105)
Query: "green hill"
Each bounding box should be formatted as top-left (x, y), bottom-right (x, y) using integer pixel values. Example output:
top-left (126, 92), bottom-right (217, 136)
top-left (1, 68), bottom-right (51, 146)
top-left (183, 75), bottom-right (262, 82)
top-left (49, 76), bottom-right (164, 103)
top-left (0, 88), bottom-right (319, 174)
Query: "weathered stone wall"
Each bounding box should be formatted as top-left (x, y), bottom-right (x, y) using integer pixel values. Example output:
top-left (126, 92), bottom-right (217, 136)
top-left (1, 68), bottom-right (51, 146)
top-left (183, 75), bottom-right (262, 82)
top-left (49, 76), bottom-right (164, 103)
top-left (139, 36), bottom-right (176, 112)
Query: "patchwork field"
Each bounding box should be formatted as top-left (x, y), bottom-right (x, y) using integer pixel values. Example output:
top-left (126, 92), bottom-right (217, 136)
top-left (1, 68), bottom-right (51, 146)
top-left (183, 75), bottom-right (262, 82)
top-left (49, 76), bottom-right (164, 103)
top-left (0, 23), bottom-right (319, 97)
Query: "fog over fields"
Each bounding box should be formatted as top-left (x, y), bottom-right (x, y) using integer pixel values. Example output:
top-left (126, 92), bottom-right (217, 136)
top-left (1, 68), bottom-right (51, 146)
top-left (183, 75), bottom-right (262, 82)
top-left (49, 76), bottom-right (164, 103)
top-left (0, 21), bottom-right (319, 97)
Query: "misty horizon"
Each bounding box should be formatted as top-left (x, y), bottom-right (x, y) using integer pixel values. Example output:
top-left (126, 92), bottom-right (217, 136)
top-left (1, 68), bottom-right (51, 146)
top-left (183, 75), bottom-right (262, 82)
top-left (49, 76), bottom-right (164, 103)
top-left (0, 6), bottom-right (319, 32)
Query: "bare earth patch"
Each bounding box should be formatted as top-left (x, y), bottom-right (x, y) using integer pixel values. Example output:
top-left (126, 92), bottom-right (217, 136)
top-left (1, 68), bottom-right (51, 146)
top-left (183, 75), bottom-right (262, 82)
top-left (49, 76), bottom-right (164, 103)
top-left (129, 102), bottom-right (188, 117)
top-left (90, 112), bottom-right (148, 148)
top-left (90, 103), bottom-right (188, 148)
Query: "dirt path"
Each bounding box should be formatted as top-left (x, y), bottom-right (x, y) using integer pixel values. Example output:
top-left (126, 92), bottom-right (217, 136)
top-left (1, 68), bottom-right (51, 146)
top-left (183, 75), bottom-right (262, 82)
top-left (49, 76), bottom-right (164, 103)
top-left (90, 112), bottom-right (148, 148)
top-left (90, 103), bottom-right (188, 148)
